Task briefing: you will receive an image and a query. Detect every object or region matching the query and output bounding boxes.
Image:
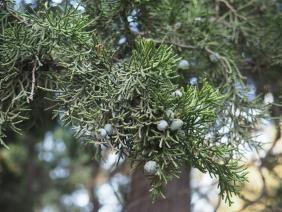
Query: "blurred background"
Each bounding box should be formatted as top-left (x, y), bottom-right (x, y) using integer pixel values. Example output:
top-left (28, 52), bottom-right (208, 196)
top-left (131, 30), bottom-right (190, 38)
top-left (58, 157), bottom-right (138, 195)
top-left (1, 94), bottom-right (282, 212)
top-left (1, 0), bottom-right (282, 212)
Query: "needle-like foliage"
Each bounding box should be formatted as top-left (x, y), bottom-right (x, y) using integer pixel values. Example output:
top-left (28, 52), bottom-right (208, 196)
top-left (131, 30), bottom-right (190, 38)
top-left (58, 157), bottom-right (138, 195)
top-left (1, 0), bottom-right (280, 205)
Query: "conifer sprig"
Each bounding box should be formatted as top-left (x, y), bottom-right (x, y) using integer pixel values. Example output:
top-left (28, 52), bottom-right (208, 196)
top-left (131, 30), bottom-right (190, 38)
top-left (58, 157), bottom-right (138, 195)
top-left (2, 0), bottom-right (280, 205)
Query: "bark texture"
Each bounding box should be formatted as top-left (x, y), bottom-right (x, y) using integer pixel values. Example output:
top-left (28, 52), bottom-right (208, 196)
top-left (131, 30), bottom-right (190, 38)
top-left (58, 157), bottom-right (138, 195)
top-left (125, 167), bottom-right (191, 212)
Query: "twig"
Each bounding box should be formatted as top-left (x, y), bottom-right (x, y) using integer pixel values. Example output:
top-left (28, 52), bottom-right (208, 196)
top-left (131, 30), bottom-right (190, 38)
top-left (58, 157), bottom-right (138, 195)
top-left (214, 197), bottom-right (221, 212)
top-left (218, 0), bottom-right (236, 13)
top-left (27, 61), bottom-right (37, 103)
top-left (108, 180), bottom-right (124, 206)
top-left (240, 156), bottom-right (268, 210)
top-left (6, 8), bottom-right (31, 26)
top-left (152, 39), bottom-right (196, 49)
top-left (217, 0), bottom-right (247, 21)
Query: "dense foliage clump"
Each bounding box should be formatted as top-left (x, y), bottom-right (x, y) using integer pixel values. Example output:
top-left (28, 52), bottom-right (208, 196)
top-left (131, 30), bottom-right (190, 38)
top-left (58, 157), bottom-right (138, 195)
top-left (1, 0), bottom-right (281, 205)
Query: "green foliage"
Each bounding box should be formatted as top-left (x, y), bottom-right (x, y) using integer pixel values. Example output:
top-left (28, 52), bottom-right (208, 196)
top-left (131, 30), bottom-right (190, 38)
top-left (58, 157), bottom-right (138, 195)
top-left (0, 5), bottom-right (96, 145)
top-left (137, 0), bottom-right (273, 151)
top-left (1, 0), bottom-right (281, 206)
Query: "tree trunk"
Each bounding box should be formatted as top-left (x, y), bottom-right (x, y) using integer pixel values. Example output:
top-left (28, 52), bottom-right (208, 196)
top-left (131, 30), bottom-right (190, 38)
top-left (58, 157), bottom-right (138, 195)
top-left (125, 167), bottom-right (191, 212)
top-left (89, 160), bottom-right (101, 212)
top-left (24, 134), bottom-right (36, 211)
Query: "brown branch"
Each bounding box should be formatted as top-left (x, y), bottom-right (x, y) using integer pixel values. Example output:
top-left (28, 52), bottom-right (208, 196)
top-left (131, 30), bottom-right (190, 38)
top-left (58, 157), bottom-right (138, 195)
top-left (240, 168), bottom-right (267, 211)
top-left (218, 0), bottom-right (237, 13)
top-left (27, 61), bottom-right (37, 103)
top-left (151, 39), bottom-right (196, 49)
top-left (6, 7), bottom-right (31, 26)
top-left (214, 197), bottom-right (221, 212)
top-left (217, 0), bottom-right (247, 21)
